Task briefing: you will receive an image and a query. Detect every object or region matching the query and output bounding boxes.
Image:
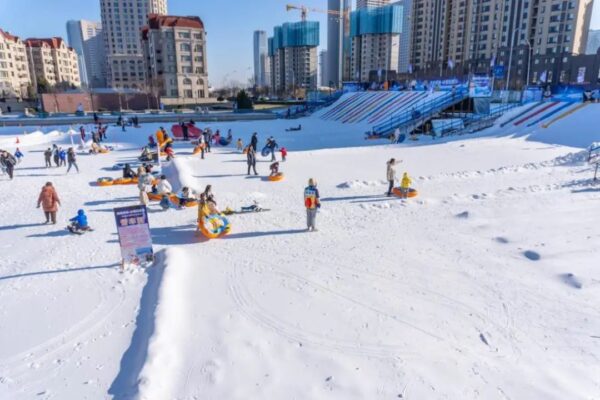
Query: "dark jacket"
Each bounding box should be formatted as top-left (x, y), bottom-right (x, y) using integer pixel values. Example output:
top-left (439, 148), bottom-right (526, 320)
top-left (246, 148), bottom-right (256, 165)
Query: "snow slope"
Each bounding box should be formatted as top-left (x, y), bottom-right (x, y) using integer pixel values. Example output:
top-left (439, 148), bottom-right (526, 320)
top-left (0, 109), bottom-right (599, 399)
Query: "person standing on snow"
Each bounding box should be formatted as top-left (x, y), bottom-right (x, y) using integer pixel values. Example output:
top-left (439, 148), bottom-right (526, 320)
top-left (304, 178), bottom-right (320, 232)
top-left (137, 166), bottom-right (153, 205)
top-left (37, 182), bottom-right (61, 224)
top-left (267, 138), bottom-right (279, 161)
top-left (203, 129), bottom-right (212, 153)
top-left (52, 145), bottom-right (60, 167)
top-left (66, 148), bottom-right (79, 173)
top-left (44, 148), bottom-right (52, 168)
top-left (400, 172), bottom-right (412, 199)
top-left (386, 158), bottom-right (398, 197)
top-left (14, 148), bottom-right (24, 163)
top-left (58, 148), bottom-right (67, 167)
top-left (246, 145), bottom-right (258, 175)
top-left (250, 132), bottom-right (258, 152)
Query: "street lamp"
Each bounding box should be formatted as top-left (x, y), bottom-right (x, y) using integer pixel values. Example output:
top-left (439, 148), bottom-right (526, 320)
top-left (505, 27), bottom-right (520, 91)
top-left (522, 39), bottom-right (532, 88)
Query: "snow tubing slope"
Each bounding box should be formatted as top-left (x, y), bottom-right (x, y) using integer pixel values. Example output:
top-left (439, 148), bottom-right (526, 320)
top-left (317, 91), bottom-right (445, 125)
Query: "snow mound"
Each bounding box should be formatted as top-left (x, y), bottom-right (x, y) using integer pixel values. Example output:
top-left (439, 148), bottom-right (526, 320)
top-left (337, 180), bottom-right (383, 189)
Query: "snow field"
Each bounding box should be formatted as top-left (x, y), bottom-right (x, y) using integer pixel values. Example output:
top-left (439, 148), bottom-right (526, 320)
top-left (0, 105), bottom-right (599, 399)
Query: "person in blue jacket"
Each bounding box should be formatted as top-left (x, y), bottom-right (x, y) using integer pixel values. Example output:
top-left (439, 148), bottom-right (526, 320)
top-left (68, 209), bottom-right (91, 232)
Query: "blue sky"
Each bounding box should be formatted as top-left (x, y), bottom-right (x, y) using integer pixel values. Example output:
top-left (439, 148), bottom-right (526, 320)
top-left (1, 0), bottom-right (599, 88)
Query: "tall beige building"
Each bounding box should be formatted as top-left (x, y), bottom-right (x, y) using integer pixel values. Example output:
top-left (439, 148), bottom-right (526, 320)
top-left (0, 29), bottom-right (31, 98)
top-left (25, 38), bottom-right (81, 88)
top-left (100, 0), bottom-right (167, 90)
top-left (141, 14), bottom-right (209, 103)
top-left (409, 0), bottom-right (594, 86)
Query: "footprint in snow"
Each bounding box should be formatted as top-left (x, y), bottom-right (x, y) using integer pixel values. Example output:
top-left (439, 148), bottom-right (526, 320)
top-left (559, 273), bottom-right (583, 289)
top-left (455, 211), bottom-right (469, 219)
top-left (494, 237), bottom-right (509, 244)
top-left (523, 250), bottom-right (541, 261)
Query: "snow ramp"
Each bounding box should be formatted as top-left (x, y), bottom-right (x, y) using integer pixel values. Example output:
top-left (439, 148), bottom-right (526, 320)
top-left (315, 91), bottom-right (442, 125)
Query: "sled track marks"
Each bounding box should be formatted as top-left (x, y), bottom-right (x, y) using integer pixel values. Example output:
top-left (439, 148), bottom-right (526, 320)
top-left (0, 267), bottom-right (126, 392)
top-left (228, 261), bottom-right (521, 359)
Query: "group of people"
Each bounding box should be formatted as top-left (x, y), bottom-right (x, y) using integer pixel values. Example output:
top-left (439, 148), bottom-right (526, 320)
top-left (386, 158), bottom-right (412, 198)
top-left (43, 145), bottom-right (79, 173)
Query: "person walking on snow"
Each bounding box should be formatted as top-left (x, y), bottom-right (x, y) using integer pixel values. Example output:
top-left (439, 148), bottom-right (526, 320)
top-left (79, 126), bottom-right (86, 142)
top-left (1, 151), bottom-right (16, 179)
top-left (304, 178), bottom-right (320, 232)
top-left (66, 148), bottom-right (79, 173)
top-left (386, 158), bottom-right (398, 196)
top-left (246, 145), bottom-right (258, 175)
top-left (400, 172), bottom-right (412, 199)
top-left (37, 182), bottom-right (61, 224)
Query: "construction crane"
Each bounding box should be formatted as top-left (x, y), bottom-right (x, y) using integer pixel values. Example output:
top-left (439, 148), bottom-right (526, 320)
top-left (286, 4), bottom-right (347, 22)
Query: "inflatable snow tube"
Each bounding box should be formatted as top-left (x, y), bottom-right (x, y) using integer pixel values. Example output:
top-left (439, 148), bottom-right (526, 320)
top-left (198, 214), bottom-right (231, 239)
top-left (392, 187), bottom-right (418, 198)
top-left (267, 173), bottom-right (284, 182)
top-left (99, 148), bottom-right (110, 154)
top-left (97, 177), bottom-right (114, 186)
top-left (147, 192), bottom-right (163, 201)
top-left (113, 177), bottom-right (133, 185)
top-left (261, 146), bottom-right (270, 157)
top-left (169, 195), bottom-right (198, 208)
top-left (219, 137), bottom-right (231, 146)
top-left (192, 144), bottom-right (205, 155)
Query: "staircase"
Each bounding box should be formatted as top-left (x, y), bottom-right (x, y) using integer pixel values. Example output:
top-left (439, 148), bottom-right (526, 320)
top-left (371, 89), bottom-right (469, 137)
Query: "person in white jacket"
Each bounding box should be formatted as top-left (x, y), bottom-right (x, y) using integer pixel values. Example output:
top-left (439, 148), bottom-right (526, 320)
top-left (137, 166), bottom-right (154, 205)
top-left (156, 175), bottom-right (172, 194)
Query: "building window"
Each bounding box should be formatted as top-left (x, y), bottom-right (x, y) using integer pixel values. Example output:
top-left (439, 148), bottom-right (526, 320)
top-left (183, 78), bottom-right (192, 85)
top-left (180, 43), bottom-right (191, 52)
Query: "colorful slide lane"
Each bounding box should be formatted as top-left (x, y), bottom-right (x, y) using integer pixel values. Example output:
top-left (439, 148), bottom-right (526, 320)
top-left (500, 102), bottom-right (541, 127)
top-left (342, 92), bottom-right (397, 124)
top-left (335, 92), bottom-right (383, 123)
top-left (321, 92), bottom-right (378, 121)
top-left (320, 92), bottom-right (369, 120)
top-left (368, 92), bottom-right (427, 125)
top-left (513, 102), bottom-right (560, 126)
top-left (525, 102), bottom-right (574, 127)
top-left (542, 103), bottom-right (588, 128)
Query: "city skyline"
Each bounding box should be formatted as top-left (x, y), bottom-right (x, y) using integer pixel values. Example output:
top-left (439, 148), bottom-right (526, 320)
top-left (0, 0), bottom-right (332, 88)
top-left (1, 0), bottom-right (600, 89)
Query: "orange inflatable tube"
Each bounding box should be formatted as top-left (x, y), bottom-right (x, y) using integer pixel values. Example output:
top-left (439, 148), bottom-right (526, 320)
top-left (267, 173), bottom-right (284, 182)
top-left (392, 187), bottom-right (418, 198)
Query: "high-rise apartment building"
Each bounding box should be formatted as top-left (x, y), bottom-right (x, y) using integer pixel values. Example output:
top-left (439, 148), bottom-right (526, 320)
top-left (253, 30), bottom-right (270, 88)
top-left (356, 0), bottom-right (391, 8)
top-left (350, 3), bottom-right (403, 81)
top-left (0, 29), bottom-right (31, 98)
top-left (100, 0), bottom-right (167, 90)
top-left (327, 0), bottom-right (351, 87)
top-left (25, 37), bottom-right (81, 88)
top-left (66, 20), bottom-right (107, 88)
top-left (320, 49), bottom-right (329, 86)
top-left (141, 14), bottom-right (209, 103)
top-left (268, 21), bottom-right (320, 94)
top-left (408, 0), bottom-right (594, 87)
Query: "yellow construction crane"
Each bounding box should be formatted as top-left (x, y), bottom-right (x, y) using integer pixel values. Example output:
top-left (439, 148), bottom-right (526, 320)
top-left (286, 4), bottom-right (347, 22)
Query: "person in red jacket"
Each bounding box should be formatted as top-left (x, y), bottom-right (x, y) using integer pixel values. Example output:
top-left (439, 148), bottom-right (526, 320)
top-left (280, 147), bottom-right (288, 162)
top-left (37, 182), bottom-right (61, 224)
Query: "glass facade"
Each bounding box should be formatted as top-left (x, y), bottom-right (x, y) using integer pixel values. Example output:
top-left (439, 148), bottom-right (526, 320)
top-left (350, 4), bottom-right (403, 37)
top-left (269, 21), bottom-right (319, 51)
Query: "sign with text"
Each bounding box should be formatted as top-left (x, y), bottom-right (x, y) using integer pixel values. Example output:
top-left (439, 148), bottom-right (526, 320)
top-left (469, 75), bottom-right (492, 98)
top-left (114, 205), bottom-right (154, 266)
top-left (493, 65), bottom-right (505, 79)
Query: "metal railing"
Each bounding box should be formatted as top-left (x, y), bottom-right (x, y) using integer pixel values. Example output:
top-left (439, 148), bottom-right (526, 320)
top-left (372, 89), bottom-right (469, 136)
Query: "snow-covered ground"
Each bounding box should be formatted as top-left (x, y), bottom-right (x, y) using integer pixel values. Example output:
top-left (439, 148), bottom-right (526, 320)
top-left (0, 105), bottom-right (599, 400)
